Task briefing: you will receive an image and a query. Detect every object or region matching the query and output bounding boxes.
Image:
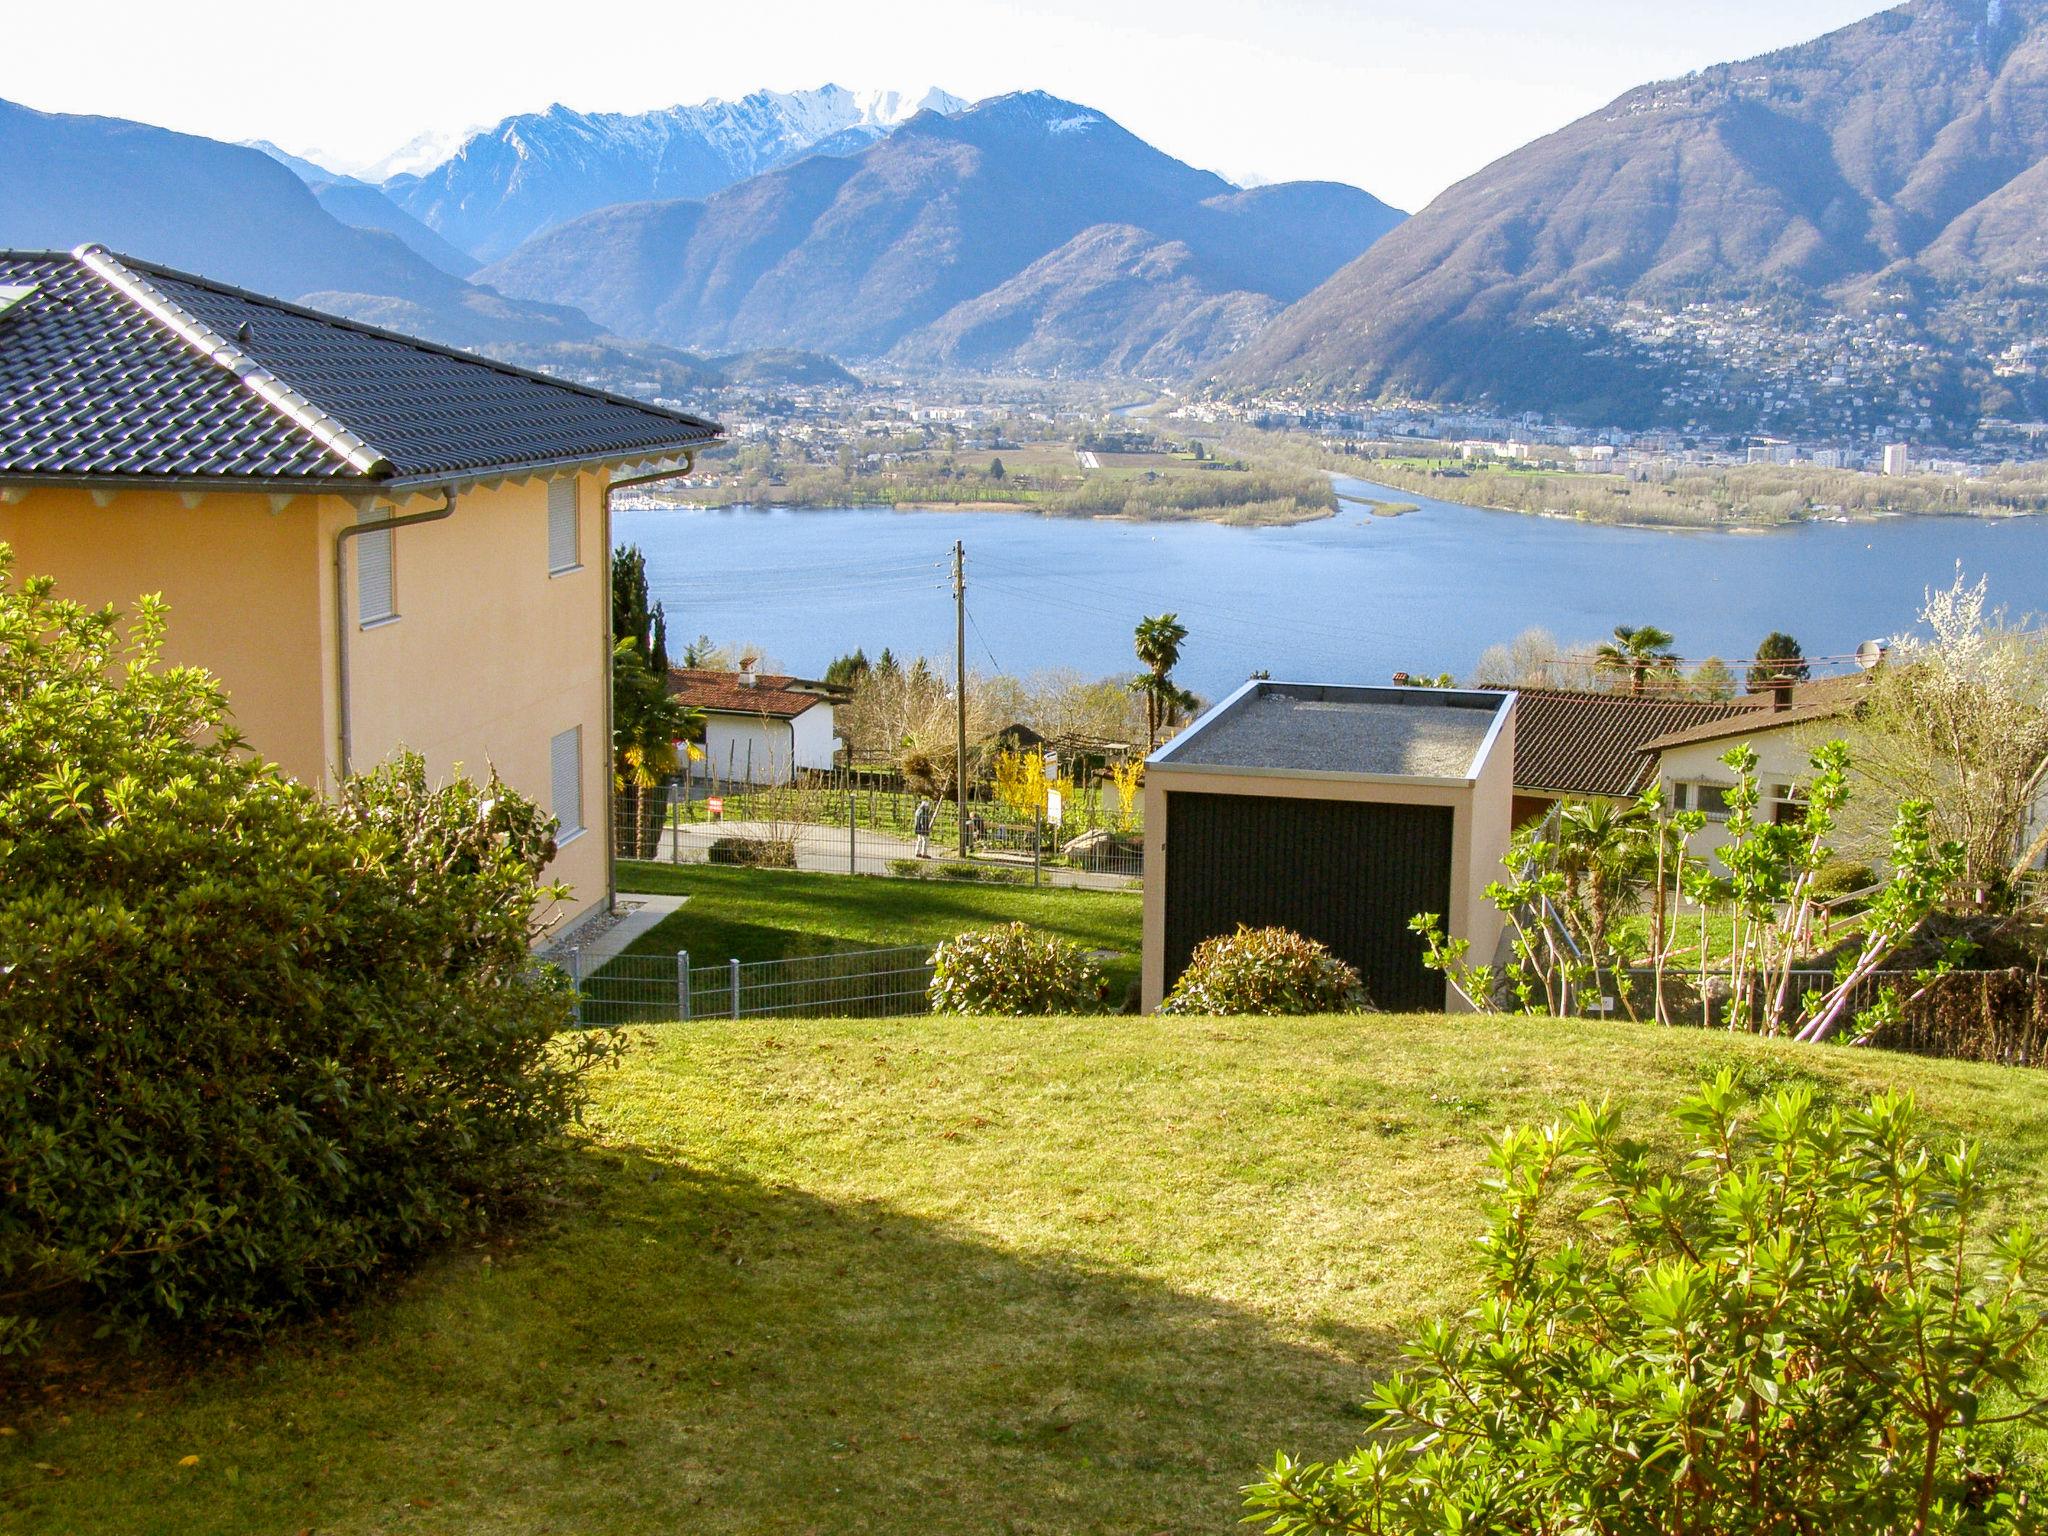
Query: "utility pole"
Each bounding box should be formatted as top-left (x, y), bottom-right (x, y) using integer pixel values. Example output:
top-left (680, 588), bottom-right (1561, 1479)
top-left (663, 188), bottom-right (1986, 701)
top-left (953, 539), bottom-right (969, 857)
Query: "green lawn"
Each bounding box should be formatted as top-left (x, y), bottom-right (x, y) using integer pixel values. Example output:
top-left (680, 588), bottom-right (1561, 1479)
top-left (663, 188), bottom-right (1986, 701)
top-left (9, 1014), bottom-right (2048, 1535)
top-left (613, 861), bottom-right (1144, 994)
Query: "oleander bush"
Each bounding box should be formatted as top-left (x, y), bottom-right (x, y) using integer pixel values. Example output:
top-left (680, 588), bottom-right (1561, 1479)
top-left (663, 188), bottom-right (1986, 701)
top-left (928, 922), bottom-right (1107, 1015)
top-left (1247, 1073), bottom-right (2048, 1536)
top-left (1158, 926), bottom-right (1369, 1016)
top-left (0, 552), bottom-right (621, 1355)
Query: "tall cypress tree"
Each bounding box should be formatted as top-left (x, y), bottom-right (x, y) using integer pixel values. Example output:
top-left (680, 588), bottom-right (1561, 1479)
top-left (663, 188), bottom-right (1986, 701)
top-left (611, 545), bottom-right (652, 653)
top-left (650, 601), bottom-right (669, 674)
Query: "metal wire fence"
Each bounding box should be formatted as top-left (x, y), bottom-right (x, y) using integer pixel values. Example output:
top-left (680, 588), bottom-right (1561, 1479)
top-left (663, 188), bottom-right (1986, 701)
top-left (560, 944), bottom-right (938, 1027)
top-left (610, 783), bottom-right (1143, 889)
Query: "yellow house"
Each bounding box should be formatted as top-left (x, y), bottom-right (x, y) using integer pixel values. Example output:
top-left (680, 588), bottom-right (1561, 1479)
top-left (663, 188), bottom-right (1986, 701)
top-left (0, 244), bottom-right (722, 936)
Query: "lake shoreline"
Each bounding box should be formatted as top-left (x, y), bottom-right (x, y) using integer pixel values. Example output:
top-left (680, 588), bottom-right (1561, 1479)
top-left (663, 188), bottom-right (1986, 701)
top-left (645, 495), bottom-right (1335, 528)
top-left (1330, 467), bottom-right (2044, 533)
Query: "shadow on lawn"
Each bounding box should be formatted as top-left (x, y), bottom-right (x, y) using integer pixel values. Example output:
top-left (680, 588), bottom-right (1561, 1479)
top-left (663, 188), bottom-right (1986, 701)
top-left (3, 1144), bottom-right (1402, 1535)
top-left (457, 1143), bottom-right (1403, 1533)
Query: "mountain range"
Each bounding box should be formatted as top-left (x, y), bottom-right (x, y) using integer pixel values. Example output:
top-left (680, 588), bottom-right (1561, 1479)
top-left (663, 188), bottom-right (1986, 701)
top-left (474, 92), bottom-right (1405, 373)
top-left (0, 97), bottom-right (852, 394)
top-left (1224, 0), bottom-right (2048, 433)
top-left (377, 86), bottom-right (972, 262)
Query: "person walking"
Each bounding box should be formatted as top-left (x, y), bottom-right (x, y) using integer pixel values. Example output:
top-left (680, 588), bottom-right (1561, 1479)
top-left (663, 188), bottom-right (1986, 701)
top-left (912, 795), bottom-right (936, 859)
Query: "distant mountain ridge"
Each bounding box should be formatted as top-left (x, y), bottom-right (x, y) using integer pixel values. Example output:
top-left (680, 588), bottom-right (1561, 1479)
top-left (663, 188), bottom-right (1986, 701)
top-left (381, 85), bottom-right (969, 261)
top-left (477, 91), bottom-right (1406, 374)
top-left (0, 99), bottom-right (591, 352)
top-left (1225, 0), bottom-right (2048, 435)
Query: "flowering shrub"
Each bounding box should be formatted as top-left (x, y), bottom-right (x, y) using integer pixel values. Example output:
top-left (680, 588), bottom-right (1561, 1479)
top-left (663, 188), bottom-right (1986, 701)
top-left (928, 922), bottom-right (1106, 1015)
top-left (1247, 1073), bottom-right (2048, 1536)
top-left (1158, 926), bottom-right (1368, 1015)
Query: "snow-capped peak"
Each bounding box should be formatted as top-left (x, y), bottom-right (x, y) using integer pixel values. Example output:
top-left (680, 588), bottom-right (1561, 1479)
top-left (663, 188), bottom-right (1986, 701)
top-left (342, 123), bottom-right (492, 183)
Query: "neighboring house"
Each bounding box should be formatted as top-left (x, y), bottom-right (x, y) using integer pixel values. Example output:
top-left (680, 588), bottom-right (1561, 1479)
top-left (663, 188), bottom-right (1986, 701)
top-left (667, 668), bottom-right (842, 785)
top-left (1491, 687), bottom-right (1764, 824)
top-left (1638, 675), bottom-right (1868, 862)
top-left (0, 244), bottom-right (721, 934)
top-left (1142, 681), bottom-right (1516, 1012)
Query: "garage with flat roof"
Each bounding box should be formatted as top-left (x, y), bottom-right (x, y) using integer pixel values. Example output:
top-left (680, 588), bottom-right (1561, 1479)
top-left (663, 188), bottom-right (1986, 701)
top-left (1140, 682), bottom-right (1516, 1012)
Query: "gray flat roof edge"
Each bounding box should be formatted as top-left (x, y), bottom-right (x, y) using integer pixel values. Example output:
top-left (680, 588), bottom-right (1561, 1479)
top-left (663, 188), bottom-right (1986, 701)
top-left (1148, 760), bottom-right (1479, 790)
top-left (1148, 678), bottom-right (1514, 782)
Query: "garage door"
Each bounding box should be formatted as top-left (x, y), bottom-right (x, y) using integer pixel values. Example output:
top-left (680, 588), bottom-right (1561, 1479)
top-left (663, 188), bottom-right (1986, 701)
top-left (1163, 791), bottom-right (1454, 1010)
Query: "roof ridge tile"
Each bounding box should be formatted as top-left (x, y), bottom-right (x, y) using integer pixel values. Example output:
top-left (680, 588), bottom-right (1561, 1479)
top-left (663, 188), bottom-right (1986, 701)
top-left (72, 243), bottom-right (393, 478)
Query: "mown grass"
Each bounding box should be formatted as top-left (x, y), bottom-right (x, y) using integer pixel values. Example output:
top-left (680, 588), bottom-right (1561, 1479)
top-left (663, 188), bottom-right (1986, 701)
top-left (7, 1014), bottom-right (2047, 1535)
top-left (613, 861), bottom-right (1144, 993)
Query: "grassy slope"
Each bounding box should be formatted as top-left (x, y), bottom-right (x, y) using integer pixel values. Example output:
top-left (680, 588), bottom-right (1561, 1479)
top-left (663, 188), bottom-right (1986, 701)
top-left (8, 1015), bottom-right (2048, 1535)
top-left (613, 862), bottom-right (1143, 990)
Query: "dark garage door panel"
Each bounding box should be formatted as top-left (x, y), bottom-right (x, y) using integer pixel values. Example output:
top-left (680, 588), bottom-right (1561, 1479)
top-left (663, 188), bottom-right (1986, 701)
top-left (1164, 791), bottom-right (1453, 1010)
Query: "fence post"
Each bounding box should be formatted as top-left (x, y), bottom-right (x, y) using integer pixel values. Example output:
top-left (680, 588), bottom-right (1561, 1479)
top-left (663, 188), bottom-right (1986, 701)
top-left (730, 956), bottom-right (742, 1020)
top-left (849, 791), bottom-right (858, 875)
top-left (569, 947), bottom-right (583, 1027)
top-left (677, 950), bottom-right (691, 1022)
top-left (670, 779), bottom-right (681, 864)
top-left (1033, 808), bottom-right (1043, 888)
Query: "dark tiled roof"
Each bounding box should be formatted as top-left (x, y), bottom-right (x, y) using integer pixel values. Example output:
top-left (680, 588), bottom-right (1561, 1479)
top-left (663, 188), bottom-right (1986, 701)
top-left (0, 245), bottom-right (721, 486)
top-left (667, 669), bottom-right (826, 719)
top-left (1486, 687), bottom-right (1763, 798)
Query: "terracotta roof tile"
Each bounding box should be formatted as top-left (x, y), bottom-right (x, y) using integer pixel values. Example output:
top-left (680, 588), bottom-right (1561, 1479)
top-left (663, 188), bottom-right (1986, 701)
top-left (1485, 687), bottom-right (1762, 798)
top-left (666, 668), bottom-right (826, 719)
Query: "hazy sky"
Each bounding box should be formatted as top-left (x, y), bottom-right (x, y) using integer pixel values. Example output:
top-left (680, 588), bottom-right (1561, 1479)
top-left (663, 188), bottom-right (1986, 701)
top-left (13, 0), bottom-right (1889, 209)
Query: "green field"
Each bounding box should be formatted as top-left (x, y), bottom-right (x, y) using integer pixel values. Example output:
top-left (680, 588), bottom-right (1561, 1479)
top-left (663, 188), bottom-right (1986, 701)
top-left (8, 1014), bottom-right (2046, 1535)
top-left (613, 861), bottom-right (1144, 994)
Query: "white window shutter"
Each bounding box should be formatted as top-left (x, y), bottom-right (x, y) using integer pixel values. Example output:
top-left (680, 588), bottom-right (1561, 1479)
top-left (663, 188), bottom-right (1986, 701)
top-left (548, 478), bottom-right (580, 573)
top-left (357, 508), bottom-right (395, 624)
top-left (551, 726), bottom-right (584, 836)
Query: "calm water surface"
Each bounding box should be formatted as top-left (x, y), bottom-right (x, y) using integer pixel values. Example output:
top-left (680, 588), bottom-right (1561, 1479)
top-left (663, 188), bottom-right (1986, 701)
top-left (617, 477), bottom-right (2048, 695)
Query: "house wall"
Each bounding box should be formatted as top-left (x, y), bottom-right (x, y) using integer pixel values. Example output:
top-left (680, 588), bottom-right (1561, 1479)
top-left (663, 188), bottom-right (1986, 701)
top-left (1654, 722), bottom-right (1824, 867)
top-left (2, 472), bottom-right (612, 933)
top-left (1, 487), bottom-right (328, 783)
top-left (328, 471), bottom-right (611, 932)
top-left (699, 704), bottom-right (835, 784)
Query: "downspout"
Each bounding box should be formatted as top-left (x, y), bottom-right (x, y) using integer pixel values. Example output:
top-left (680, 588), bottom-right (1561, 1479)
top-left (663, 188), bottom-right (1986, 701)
top-left (604, 452), bottom-right (701, 915)
top-left (332, 491), bottom-right (456, 783)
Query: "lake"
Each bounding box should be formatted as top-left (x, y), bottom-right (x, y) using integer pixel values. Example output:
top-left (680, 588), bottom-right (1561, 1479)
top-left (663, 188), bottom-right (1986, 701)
top-left (616, 476), bottom-right (2048, 695)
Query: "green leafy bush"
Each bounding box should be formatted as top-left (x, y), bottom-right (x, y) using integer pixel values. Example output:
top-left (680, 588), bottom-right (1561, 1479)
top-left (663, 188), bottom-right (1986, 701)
top-left (886, 858), bottom-right (1030, 885)
top-left (0, 553), bottom-right (620, 1354)
top-left (928, 923), bottom-right (1106, 1015)
top-left (708, 834), bottom-right (798, 867)
top-left (1158, 926), bottom-right (1368, 1015)
top-left (1811, 857), bottom-right (1880, 903)
top-left (1248, 1072), bottom-right (2048, 1536)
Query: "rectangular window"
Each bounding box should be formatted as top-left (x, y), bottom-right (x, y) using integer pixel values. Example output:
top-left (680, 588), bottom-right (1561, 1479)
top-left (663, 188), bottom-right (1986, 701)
top-left (357, 507), bottom-right (395, 625)
top-left (1678, 782), bottom-right (1732, 822)
top-left (547, 477), bottom-right (580, 574)
top-left (551, 725), bottom-right (584, 839)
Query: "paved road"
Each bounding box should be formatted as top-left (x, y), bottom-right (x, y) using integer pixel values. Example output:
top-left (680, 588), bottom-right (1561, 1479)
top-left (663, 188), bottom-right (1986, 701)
top-left (633, 818), bottom-right (1141, 891)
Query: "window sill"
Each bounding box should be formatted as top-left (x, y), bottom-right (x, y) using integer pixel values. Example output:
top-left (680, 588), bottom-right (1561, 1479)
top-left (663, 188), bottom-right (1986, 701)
top-left (359, 613), bottom-right (401, 631)
top-left (548, 563), bottom-right (584, 578)
top-left (556, 825), bottom-right (588, 847)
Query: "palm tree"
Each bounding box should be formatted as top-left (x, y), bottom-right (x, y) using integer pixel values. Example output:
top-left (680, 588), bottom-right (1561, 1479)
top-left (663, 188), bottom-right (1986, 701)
top-left (612, 638), bottom-right (705, 858)
top-left (1132, 613), bottom-right (1190, 749)
top-left (1594, 624), bottom-right (1678, 695)
top-left (1554, 797), bottom-right (1653, 969)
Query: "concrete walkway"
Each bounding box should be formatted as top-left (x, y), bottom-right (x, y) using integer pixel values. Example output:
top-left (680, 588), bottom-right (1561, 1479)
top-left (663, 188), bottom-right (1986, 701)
top-left (545, 891), bottom-right (689, 968)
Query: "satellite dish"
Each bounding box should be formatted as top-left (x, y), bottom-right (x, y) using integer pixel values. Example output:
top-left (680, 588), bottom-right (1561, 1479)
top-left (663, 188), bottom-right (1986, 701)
top-left (1854, 638), bottom-right (1890, 671)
